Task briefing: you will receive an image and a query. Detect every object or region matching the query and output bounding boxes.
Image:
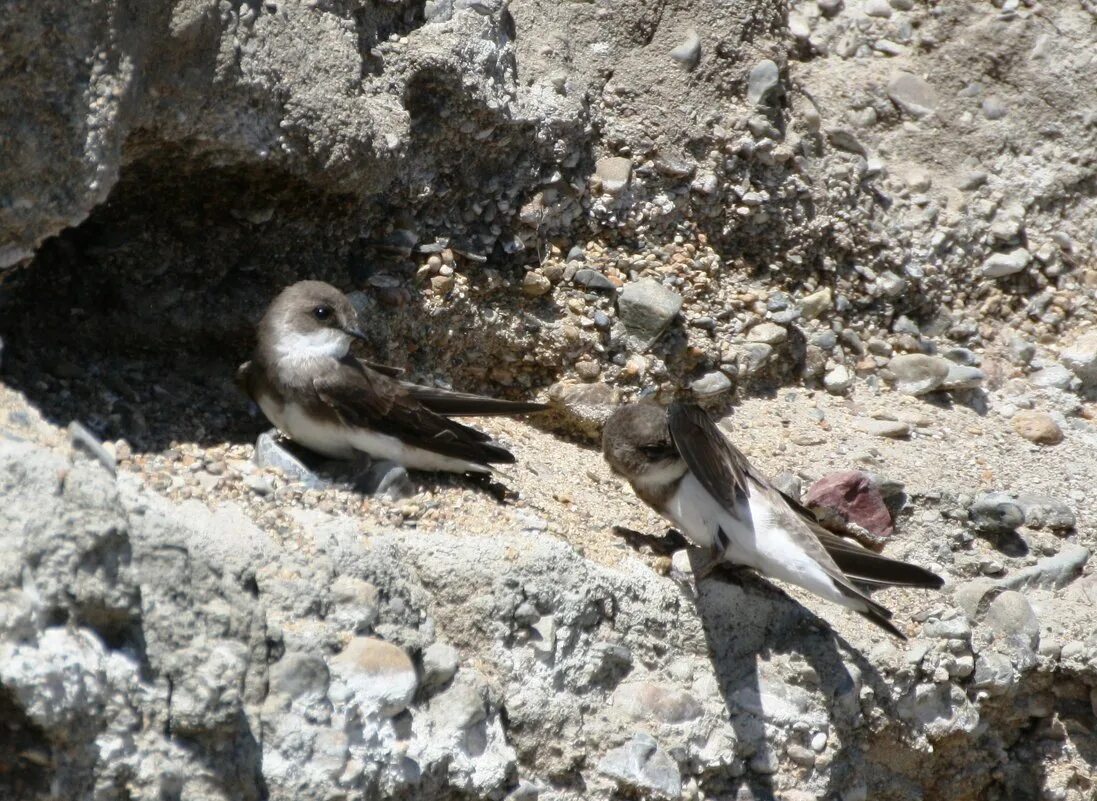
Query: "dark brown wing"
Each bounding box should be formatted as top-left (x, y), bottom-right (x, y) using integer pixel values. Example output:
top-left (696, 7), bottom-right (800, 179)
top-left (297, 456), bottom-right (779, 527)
top-left (353, 356), bottom-right (546, 415)
top-left (313, 361), bottom-right (516, 466)
top-left (667, 402), bottom-right (750, 512)
top-left (666, 402), bottom-right (941, 588)
top-left (354, 358), bottom-right (405, 378)
top-left (766, 484), bottom-right (943, 589)
top-left (813, 529), bottom-right (944, 588)
top-left (403, 384), bottom-right (548, 417)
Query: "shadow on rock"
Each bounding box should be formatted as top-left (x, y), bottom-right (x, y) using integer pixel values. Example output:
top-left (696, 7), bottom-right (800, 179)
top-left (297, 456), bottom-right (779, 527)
top-left (688, 550), bottom-right (890, 800)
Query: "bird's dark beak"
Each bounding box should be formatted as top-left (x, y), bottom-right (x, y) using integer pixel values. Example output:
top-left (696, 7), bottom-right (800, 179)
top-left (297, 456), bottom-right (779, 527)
top-left (344, 324), bottom-right (369, 342)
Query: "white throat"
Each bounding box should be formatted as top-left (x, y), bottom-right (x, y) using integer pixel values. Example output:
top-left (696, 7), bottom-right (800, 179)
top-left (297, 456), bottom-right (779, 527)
top-left (273, 328), bottom-right (351, 365)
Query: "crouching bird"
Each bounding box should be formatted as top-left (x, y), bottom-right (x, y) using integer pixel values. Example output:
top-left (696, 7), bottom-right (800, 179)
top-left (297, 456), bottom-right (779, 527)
top-left (237, 280), bottom-right (547, 475)
top-left (602, 401), bottom-right (944, 639)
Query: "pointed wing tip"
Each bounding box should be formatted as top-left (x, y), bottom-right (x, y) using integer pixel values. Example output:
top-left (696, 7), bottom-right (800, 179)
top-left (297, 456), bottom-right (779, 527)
top-left (820, 531), bottom-right (948, 591)
top-left (510, 401), bottom-right (550, 414)
top-left (889, 563), bottom-right (946, 590)
top-left (410, 391), bottom-right (550, 418)
top-left (855, 607), bottom-right (907, 640)
top-left (482, 444), bottom-right (518, 464)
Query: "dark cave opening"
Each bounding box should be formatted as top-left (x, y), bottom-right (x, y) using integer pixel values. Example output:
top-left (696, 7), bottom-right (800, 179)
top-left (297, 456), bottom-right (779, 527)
top-left (0, 150), bottom-right (373, 452)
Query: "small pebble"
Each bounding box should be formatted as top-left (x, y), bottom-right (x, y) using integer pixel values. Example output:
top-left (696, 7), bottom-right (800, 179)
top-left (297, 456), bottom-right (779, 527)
top-left (982, 248), bottom-right (1031, 278)
top-left (853, 418), bottom-right (911, 439)
top-left (431, 274), bottom-right (455, 295)
top-left (982, 96), bottom-right (1008, 120)
top-left (746, 322), bottom-right (787, 345)
top-left (1010, 410), bottom-right (1063, 445)
top-left (691, 371), bottom-right (733, 397)
top-left (887, 354), bottom-right (950, 395)
top-left (969, 492), bottom-right (1024, 532)
top-left (1029, 364), bottom-right (1074, 390)
top-left (421, 642), bottom-right (460, 689)
top-left (887, 72), bottom-right (938, 118)
top-left (522, 272), bottom-right (552, 297)
top-left (1061, 332), bottom-right (1097, 387)
top-left (573, 268), bottom-right (616, 292)
top-left (800, 288), bottom-right (833, 319)
top-left (824, 366), bottom-right (853, 395)
top-left (617, 279), bottom-right (684, 349)
top-left (669, 30), bottom-right (701, 69)
top-left (575, 360), bottom-right (602, 381)
top-left (244, 474), bottom-right (275, 496)
top-left (332, 637), bottom-right (418, 717)
top-left (1014, 494), bottom-right (1075, 531)
top-left (595, 156), bottom-right (632, 195)
top-left (747, 59), bottom-right (780, 106)
top-left (940, 364), bottom-right (985, 391)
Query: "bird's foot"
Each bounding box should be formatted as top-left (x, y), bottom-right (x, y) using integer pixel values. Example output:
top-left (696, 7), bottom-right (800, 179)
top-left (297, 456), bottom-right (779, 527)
top-left (693, 553), bottom-right (723, 582)
top-left (693, 554), bottom-right (752, 583)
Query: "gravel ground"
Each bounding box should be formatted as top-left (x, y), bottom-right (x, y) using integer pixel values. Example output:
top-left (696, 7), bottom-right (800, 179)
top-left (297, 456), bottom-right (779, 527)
top-left (5, 349), bottom-right (1093, 644)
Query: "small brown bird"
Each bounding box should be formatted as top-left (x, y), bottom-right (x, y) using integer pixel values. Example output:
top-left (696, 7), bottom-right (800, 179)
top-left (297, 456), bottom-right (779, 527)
top-left (237, 280), bottom-right (547, 474)
top-left (602, 401), bottom-right (943, 638)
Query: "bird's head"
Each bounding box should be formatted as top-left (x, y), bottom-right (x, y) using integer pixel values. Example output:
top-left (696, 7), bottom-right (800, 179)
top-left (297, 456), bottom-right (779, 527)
top-left (602, 402), bottom-right (682, 483)
top-left (260, 280), bottom-right (367, 363)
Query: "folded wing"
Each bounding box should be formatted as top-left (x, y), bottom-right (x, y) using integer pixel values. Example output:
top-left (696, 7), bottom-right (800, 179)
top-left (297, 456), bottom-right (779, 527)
top-left (813, 529), bottom-right (944, 589)
top-left (667, 402), bottom-right (751, 515)
top-left (666, 401), bottom-right (941, 639)
top-left (314, 361), bottom-right (518, 466)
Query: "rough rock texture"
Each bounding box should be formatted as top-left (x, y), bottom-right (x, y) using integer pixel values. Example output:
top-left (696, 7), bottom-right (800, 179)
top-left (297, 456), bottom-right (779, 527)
top-left (4, 0), bottom-right (1097, 799)
top-left (3, 0), bottom-right (1096, 408)
top-left (3, 417), bottom-right (1096, 801)
top-left (804, 470), bottom-right (894, 544)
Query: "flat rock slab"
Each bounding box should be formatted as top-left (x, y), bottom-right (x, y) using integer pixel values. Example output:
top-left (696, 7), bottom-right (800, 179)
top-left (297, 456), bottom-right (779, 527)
top-left (254, 431), bottom-right (414, 498)
top-left (887, 72), bottom-right (938, 118)
top-left (887, 354), bottom-right (951, 395)
top-left (617, 279), bottom-right (683, 351)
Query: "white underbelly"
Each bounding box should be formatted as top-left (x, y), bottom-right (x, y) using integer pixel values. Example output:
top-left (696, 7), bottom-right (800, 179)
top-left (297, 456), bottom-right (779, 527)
top-left (662, 473), bottom-right (722, 550)
top-left (665, 474), bottom-right (853, 608)
top-left (256, 392), bottom-right (488, 473)
top-left (738, 492), bottom-right (849, 606)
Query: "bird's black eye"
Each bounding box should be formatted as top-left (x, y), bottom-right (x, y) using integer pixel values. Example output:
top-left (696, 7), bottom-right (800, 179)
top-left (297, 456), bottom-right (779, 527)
top-left (639, 443), bottom-right (674, 460)
top-left (313, 305), bottom-right (333, 321)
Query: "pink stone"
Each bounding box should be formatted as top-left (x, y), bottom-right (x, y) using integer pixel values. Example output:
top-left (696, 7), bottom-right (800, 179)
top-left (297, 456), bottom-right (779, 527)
top-left (803, 470), bottom-right (893, 546)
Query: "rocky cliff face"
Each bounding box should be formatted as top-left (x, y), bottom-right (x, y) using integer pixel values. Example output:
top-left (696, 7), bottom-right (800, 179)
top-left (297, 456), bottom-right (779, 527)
top-left (3, 383), bottom-right (1097, 801)
top-left (2, 0), bottom-right (1097, 799)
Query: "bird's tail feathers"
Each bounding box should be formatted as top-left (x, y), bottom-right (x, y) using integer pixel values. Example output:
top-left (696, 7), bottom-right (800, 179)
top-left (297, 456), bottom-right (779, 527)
top-left (833, 576), bottom-right (908, 640)
top-left (812, 529), bottom-right (944, 589)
